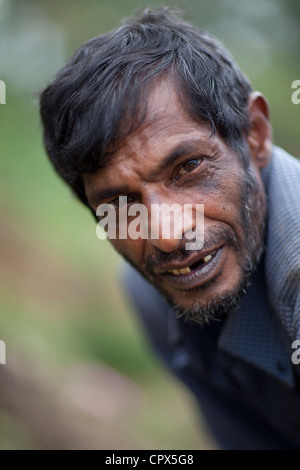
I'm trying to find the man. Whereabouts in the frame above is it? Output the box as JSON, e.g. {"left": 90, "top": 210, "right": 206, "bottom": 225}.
{"left": 40, "top": 9, "right": 300, "bottom": 449}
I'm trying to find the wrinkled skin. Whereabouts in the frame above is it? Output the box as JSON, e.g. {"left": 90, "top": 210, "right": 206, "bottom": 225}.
{"left": 84, "top": 80, "right": 272, "bottom": 324}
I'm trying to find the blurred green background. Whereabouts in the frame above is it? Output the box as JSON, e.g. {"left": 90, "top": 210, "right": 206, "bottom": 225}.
{"left": 0, "top": 0, "right": 299, "bottom": 450}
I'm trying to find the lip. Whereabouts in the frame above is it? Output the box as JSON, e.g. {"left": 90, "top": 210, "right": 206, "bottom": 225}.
{"left": 160, "top": 246, "right": 224, "bottom": 290}
{"left": 156, "top": 246, "right": 222, "bottom": 274}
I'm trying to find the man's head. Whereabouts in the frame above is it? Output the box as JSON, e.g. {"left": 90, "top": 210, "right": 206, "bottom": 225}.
{"left": 40, "top": 8, "right": 272, "bottom": 324}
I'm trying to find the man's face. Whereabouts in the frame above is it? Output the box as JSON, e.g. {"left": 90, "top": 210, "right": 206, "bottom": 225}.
{"left": 84, "top": 80, "right": 267, "bottom": 324}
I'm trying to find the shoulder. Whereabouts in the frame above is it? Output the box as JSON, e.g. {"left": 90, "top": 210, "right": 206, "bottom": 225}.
{"left": 263, "top": 146, "right": 300, "bottom": 341}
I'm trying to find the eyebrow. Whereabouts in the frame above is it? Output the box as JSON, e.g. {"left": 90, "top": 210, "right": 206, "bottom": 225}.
{"left": 148, "top": 140, "right": 206, "bottom": 179}
{"left": 88, "top": 138, "right": 215, "bottom": 206}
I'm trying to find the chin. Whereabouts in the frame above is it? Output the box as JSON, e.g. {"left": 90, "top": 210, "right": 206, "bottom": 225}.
{"left": 160, "top": 259, "right": 252, "bottom": 325}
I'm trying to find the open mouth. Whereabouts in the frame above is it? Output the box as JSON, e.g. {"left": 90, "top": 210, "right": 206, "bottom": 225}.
{"left": 166, "top": 250, "right": 217, "bottom": 276}
{"left": 161, "top": 246, "right": 224, "bottom": 290}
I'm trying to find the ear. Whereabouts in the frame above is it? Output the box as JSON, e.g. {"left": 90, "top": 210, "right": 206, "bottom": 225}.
{"left": 247, "top": 92, "right": 273, "bottom": 169}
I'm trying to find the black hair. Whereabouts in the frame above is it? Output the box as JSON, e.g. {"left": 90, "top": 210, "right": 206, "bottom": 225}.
{"left": 40, "top": 7, "right": 253, "bottom": 208}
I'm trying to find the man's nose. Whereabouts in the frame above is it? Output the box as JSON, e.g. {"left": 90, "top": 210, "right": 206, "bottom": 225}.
{"left": 147, "top": 230, "right": 183, "bottom": 253}
{"left": 146, "top": 200, "right": 194, "bottom": 253}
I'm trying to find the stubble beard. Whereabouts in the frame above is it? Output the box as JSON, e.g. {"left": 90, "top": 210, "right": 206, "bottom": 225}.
{"left": 133, "top": 163, "right": 267, "bottom": 326}
{"left": 170, "top": 165, "right": 267, "bottom": 325}
{"left": 121, "top": 160, "right": 267, "bottom": 327}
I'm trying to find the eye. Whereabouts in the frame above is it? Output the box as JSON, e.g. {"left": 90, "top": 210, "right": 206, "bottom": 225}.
{"left": 177, "top": 158, "right": 202, "bottom": 177}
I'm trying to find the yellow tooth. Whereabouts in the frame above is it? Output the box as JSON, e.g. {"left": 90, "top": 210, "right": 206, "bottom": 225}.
{"left": 167, "top": 269, "right": 180, "bottom": 275}
{"left": 203, "top": 254, "right": 212, "bottom": 263}
{"left": 178, "top": 267, "right": 191, "bottom": 274}
{"left": 167, "top": 267, "right": 191, "bottom": 275}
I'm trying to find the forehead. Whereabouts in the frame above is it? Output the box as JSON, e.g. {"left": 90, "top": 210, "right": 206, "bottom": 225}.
{"left": 83, "top": 79, "right": 226, "bottom": 199}
{"left": 113, "top": 80, "right": 213, "bottom": 162}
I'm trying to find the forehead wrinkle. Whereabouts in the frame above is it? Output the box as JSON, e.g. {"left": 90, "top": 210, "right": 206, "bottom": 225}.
{"left": 114, "top": 80, "right": 190, "bottom": 151}
{"left": 116, "top": 118, "right": 212, "bottom": 165}
{"left": 102, "top": 79, "right": 222, "bottom": 180}
{"left": 121, "top": 114, "right": 177, "bottom": 155}
{"left": 109, "top": 78, "right": 214, "bottom": 165}
{"left": 112, "top": 123, "right": 218, "bottom": 168}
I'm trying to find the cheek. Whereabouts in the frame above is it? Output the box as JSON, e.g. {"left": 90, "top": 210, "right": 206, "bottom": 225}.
{"left": 110, "top": 238, "right": 145, "bottom": 266}
{"left": 192, "top": 175, "right": 244, "bottom": 229}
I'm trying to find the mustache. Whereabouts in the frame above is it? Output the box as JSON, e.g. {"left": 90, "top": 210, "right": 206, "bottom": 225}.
{"left": 144, "top": 226, "right": 239, "bottom": 274}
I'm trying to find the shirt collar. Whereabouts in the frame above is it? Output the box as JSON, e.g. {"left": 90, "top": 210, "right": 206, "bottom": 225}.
{"left": 262, "top": 146, "right": 300, "bottom": 342}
